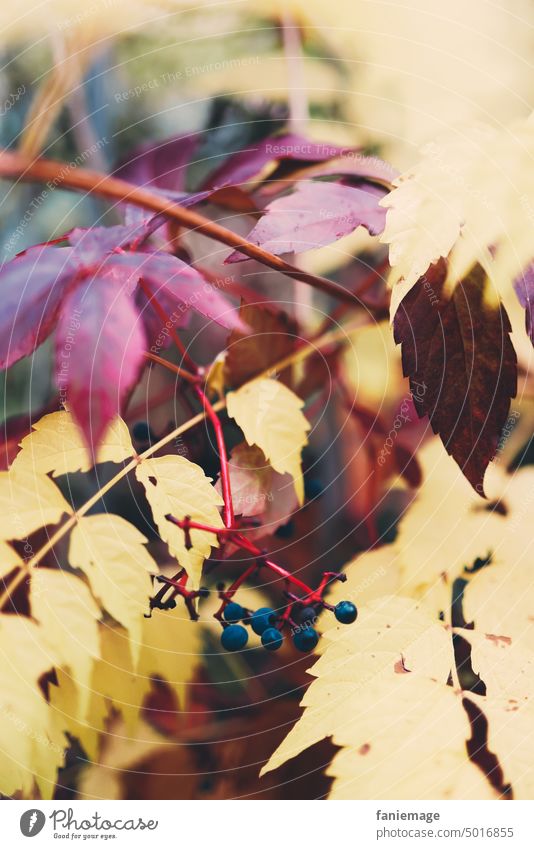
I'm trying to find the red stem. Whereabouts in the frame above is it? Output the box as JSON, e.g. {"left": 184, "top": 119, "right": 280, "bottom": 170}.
{"left": 140, "top": 281, "right": 235, "bottom": 528}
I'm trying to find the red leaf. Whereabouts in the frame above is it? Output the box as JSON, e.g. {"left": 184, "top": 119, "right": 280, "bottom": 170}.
{"left": 55, "top": 270, "right": 147, "bottom": 452}
{"left": 0, "top": 247, "right": 75, "bottom": 369}
{"left": 393, "top": 262, "right": 517, "bottom": 494}
{"left": 202, "top": 133, "right": 348, "bottom": 189}
{"left": 225, "top": 182, "right": 386, "bottom": 262}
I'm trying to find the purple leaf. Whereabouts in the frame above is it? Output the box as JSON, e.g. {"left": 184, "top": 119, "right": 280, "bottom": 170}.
{"left": 202, "top": 133, "right": 349, "bottom": 190}
{"left": 104, "top": 252, "right": 244, "bottom": 331}
{"left": 115, "top": 132, "right": 199, "bottom": 192}
{"left": 514, "top": 263, "right": 534, "bottom": 343}
{"left": 135, "top": 285, "right": 190, "bottom": 353}
{"left": 226, "top": 182, "right": 386, "bottom": 262}
{"left": 68, "top": 222, "right": 159, "bottom": 261}
{"left": 55, "top": 270, "right": 147, "bottom": 452}
{"left": 0, "top": 246, "right": 76, "bottom": 369}
{"left": 69, "top": 226, "right": 244, "bottom": 331}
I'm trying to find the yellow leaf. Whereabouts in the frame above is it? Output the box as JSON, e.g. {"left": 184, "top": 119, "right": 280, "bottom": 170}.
{"left": 139, "top": 604, "right": 201, "bottom": 710}
{"left": 392, "top": 439, "right": 505, "bottom": 617}
{"left": 0, "top": 615, "right": 66, "bottom": 797}
{"left": 49, "top": 668, "right": 104, "bottom": 763}
{"left": 326, "top": 678, "right": 495, "bottom": 800}
{"left": 262, "top": 595, "right": 453, "bottom": 777}
{"left": 461, "top": 467, "right": 534, "bottom": 650}
{"left": 0, "top": 467, "right": 72, "bottom": 540}
{"left": 136, "top": 455, "right": 223, "bottom": 589}
{"left": 69, "top": 515, "right": 155, "bottom": 659}
{"left": 0, "top": 540, "right": 22, "bottom": 580}
{"left": 13, "top": 410, "right": 134, "bottom": 477}
{"left": 226, "top": 378, "right": 310, "bottom": 504}
{"left": 31, "top": 569, "right": 101, "bottom": 717}
{"left": 381, "top": 119, "right": 534, "bottom": 315}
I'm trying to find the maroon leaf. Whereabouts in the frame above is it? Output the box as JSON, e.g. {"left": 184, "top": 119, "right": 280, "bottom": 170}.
{"left": 393, "top": 261, "right": 517, "bottom": 494}
{"left": 514, "top": 263, "right": 534, "bottom": 343}
{"left": 226, "top": 182, "right": 386, "bottom": 262}
{"left": 0, "top": 247, "right": 75, "bottom": 369}
{"left": 55, "top": 270, "right": 147, "bottom": 452}
{"left": 202, "top": 133, "right": 348, "bottom": 190}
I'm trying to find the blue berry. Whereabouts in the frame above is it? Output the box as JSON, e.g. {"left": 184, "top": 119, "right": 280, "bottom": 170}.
{"left": 293, "top": 627, "right": 319, "bottom": 653}
{"left": 305, "top": 477, "right": 324, "bottom": 500}
{"left": 298, "top": 606, "right": 317, "bottom": 626}
{"left": 334, "top": 600, "right": 358, "bottom": 624}
{"left": 221, "top": 624, "right": 248, "bottom": 652}
{"left": 261, "top": 627, "right": 283, "bottom": 651}
{"left": 132, "top": 421, "right": 155, "bottom": 443}
{"left": 223, "top": 601, "right": 245, "bottom": 623}
{"left": 251, "top": 607, "right": 276, "bottom": 635}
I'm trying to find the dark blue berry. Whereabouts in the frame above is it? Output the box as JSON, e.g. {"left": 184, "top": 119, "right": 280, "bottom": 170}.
{"left": 221, "top": 624, "right": 248, "bottom": 652}
{"left": 251, "top": 607, "right": 276, "bottom": 635}
{"left": 132, "top": 421, "right": 155, "bottom": 443}
{"left": 305, "top": 477, "right": 324, "bottom": 500}
{"left": 298, "top": 606, "right": 317, "bottom": 626}
{"left": 293, "top": 627, "right": 319, "bottom": 652}
{"left": 223, "top": 601, "right": 245, "bottom": 623}
{"left": 261, "top": 627, "right": 283, "bottom": 651}
{"left": 276, "top": 520, "right": 294, "bottom": 539}
{"left": 334, "top": 600, "right": 358, "bottom": 624}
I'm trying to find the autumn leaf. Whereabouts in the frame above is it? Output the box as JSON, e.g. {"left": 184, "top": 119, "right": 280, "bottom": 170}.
{"left": 31, "top": 569, "right": 101, "bottom": 717}
{"left": 0, "top": 540, "right": 22, "bottom": 581}
{"left": 224, "top": 303, "right": 297, "bottom": 389}
{"left": 216, "top": 442, "right": 298, "bottom": 537}
{"left": 226, "top": 378, "right": 310, "bottom": 505}
{"left": 0, "top": 224, "right": 243, "bottom": 456}
{"left": 260, "top": 596, "right": 494, "bottom": 798}
{"left": 0, "top": 615, "right": 65, "bottom": 797}
{"left": 381, "top": 119, "right": 534, "bottom": 311}
{"left": 69, "top": 515, "right": 156, "bottom": 658}
{"left": 393, "top": 262, "right": 517, "bottom": 493}
{"left": 202, "top": 133, "right": 348, "bottom": 190}
{"left": 13, "top": 410, "right": 134, "bottom": 477}
{"left": 0, "top": 466, "right": 72, "bottom": 539}
{"left": 226, "top": 182, "right": 386, "bottom": 262}
{"left": 136, "top": 455, "right": 223, "bottom": 589}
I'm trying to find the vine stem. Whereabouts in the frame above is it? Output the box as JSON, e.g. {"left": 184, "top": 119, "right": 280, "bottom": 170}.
{"left": 0, "top": 317, "right": 361, "bottom": 611}
{"left": 139, "top": 279, "right": 234, "bottom": 528}
{"left": 0, "top": 151, "right": 361, "bottom": 306}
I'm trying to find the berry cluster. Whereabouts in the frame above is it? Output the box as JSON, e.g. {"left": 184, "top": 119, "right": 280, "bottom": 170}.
{"left": 219, "top": 598, "right": 357, "bottom": 653}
